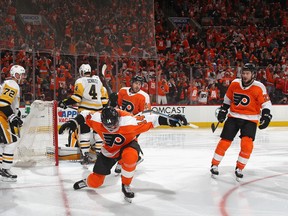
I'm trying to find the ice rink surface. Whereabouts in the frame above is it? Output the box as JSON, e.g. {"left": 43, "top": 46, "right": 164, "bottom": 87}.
{"left": 0, "top": 127, "right": 287, "bottom": 216}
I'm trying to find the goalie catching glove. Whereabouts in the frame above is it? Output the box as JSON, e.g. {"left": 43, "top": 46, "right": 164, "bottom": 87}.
{"left": 158, "top": 114, "right": 188, "bottom": 127}
{"left": 59, "top": 114, "right": 85, "bottom": 134}
{"left": 258, "top": 109, "right": 272, "bottom": 130}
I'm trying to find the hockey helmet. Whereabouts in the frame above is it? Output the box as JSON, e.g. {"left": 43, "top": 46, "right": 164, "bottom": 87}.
{"left": 10, "top": 65, "right": 25, "bottom": 81}
{"left": 130, "top": 75, "right": 144, "bottom": 85}
{"left": 79, "top": 64, "right": 91, "bottom": 77}
{"left": 101, "top": 106, "right": 120, "bottom": 132}
{"left": 241, "top": 63, "right": 257, "bottom": 87}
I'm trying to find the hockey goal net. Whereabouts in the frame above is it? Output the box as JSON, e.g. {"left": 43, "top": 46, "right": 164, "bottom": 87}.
{"left": 14, "top": 100, "right": 59, "bottom": 167}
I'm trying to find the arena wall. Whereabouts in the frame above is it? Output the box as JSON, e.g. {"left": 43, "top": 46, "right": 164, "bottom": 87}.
{"left": 19, "top": 105, "right": 288, "bottom": 128}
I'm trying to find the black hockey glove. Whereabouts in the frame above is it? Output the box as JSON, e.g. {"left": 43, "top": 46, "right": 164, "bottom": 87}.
{"left": 258, "top": 109, "right": 272, "bottom": 130}
{"left": 109, "top": 92, "right": 118, "bottom": 107}
{"left": 58, "top": 100, "right": 67, "bottom": 109}
{"left": 217, "top": 104, "right": 230, "bottom": 123}
{"left": 59, "top": 119, "right": 78, "bottom": 134}
{"left": 59, "top": 114, "right": 85, "bottom": 134}
{"left": 159, "top": 114, "right": 188, "bottom": 127}
{"left": 8, "top": 114, "right": 23, "bottom": 127}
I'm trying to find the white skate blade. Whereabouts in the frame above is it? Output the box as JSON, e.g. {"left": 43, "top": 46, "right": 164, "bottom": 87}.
{"left": 211, "top": 174, "right": 218, "bottom": 179}
{"left": 2, "top": 177, "right": 17, "bottom": 182}
{"left": 236, "top": 177, "right": 242, "bottom": 182}
{"left": 124, "top": 196, "right": 132, "bottom": 203}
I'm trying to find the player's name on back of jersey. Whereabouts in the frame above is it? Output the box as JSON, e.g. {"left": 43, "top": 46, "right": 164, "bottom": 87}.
{"left": 87, "top": 79, "right": 98, "bottom": 83}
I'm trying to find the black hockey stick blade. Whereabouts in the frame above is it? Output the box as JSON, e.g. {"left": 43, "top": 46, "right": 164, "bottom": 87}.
{"left": 211, "top": 122, "right": 220, "bottom": 133}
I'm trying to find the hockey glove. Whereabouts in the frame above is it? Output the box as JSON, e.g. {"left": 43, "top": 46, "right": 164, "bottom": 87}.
{"left": 159, "top": 114, "right": 188, "bottom": 127}
{"left": 59, "top": 119, "right": 78, "bottom": 134}
{"left": 58, "top": 100, "right": 67, "bottom": 109}
{"left": 109, "top": 92, "right": 118, "bottom": 107}
{"left": 217, "top": 104, "right": 230, "bottom": 123}
{"left": 258, "top": 109, "right": 272, "bottom": 130}
{"left": 8, "top": 114, "right": 23, "bottom": 127}
{"left": 59, "top": 114, "right": 85, "bottom": 134}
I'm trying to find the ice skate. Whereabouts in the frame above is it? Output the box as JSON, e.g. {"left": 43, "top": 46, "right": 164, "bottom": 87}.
{"left": 73, "top": 179, "right": 87, "bottom": 190}
{"left": 1, "top": 169, "right": 17, "bottom": 182}
{"left": 137, "top": 155, "right": 144, "bottom": 165}
{"left": 122, "top": 184, "right": 134, "bottom": 203}
{"left": 235, "top": 167, "right": 243, "bottom": 181}
{"left": 210, "top": 165, "right": 219, "bottom": 179}
{"left": 114, "top": 163, "right": 121, "bottom": 176}
{"left": 80, "top": 152, "right": 90, "bottom": 168}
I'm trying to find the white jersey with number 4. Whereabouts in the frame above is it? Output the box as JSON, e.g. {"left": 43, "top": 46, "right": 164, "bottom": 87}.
{"left": 71, "top": 75, "right": 107, "bottom": 112}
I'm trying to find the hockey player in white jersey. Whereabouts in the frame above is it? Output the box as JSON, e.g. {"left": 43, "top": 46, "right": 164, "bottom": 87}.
{"left": 58, "top": 64, "right": 108, "bottom": 165}
{"left": 0, "top": 65, "right": 25, "bottom": 181}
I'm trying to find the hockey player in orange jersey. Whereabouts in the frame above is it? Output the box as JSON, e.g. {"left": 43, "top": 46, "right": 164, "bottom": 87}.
{"left": 59, "top": 106, "right": 188, "bottom": 202}
{"left": 109, "top": 75, "right": 151, "bottom": 175}
{"left": 116, "top": 75, "right": 151, "bottom": 114}
{"left": 210, "top": 63, "right": 272, "bottom": 180}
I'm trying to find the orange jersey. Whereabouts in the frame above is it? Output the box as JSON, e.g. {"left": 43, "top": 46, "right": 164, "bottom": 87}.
{"left": 84, "top": 109, "right": 159, "bottom": 158}
{"left": 224, "top": 79, "right": 272, "bottom": 123}
{"left": 117, "top": 87, "right": 151, "bottom": 115}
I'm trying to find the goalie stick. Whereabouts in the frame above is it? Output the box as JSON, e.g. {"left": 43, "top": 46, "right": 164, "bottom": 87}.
{"left": 139, "top": 110, "right": 199, "bottom": 128}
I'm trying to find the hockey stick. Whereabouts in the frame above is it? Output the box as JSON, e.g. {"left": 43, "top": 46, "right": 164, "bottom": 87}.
{"left": 7, "top": 128, "right": 20, "bottom": 140}
{"left": 67, "top": 105, "right": 77, "bottom": 110}
{"left": 99, "top": 64, "right": 113, "bottom": 96}
{"left": 140, "top": 110, "right": 199, "bottom": 128}
{"left": 17, "top": 125, "right": 21, "bottom": 138}
{"left": 211, "top": 122, "right": 220, "bottom": 133}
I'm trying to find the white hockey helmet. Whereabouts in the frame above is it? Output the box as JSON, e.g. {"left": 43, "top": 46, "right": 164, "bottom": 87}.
{"left": 10, "top": 65, "right": 25, "bottom": 80}
{"left": 79, "top": 64, "right": 91, "bottom": 77}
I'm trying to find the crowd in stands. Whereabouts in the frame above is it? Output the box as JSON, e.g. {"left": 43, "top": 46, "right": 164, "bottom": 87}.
{"left": 0, "top": 0, "right": 287, "bottom": 106}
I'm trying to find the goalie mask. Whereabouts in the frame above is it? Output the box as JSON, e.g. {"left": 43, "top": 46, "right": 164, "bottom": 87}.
{"left": 101, "top": 106, "right": 120, "bottom": 132}
{"left": 79, "top": 64, "right": 91, "bottom": 77}
{"left": 241, "top": 63, "right": 256, "bottom": 87}
{"left": 10, "top": 65, "right": 25, "bottom": 81}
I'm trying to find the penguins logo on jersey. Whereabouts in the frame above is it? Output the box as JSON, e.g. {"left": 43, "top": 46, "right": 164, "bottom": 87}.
{"left": 122, "top": 100, "right": 134, "bottom": 113}
{"left": 233, "top": 93, "right": 250, "bottom": 106}
{"left": 103, "top": 133, "right": 125, "bottom": 147}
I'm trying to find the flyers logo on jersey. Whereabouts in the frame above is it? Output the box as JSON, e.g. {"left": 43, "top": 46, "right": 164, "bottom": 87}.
{"left": 233, "top": 93, "right": 250, "bottom": 106}
{"left": 103, "top": 133, "right": 125, "bottom": 147}
{"left": 122, "top": 100, "right": 134, "bottom": 113}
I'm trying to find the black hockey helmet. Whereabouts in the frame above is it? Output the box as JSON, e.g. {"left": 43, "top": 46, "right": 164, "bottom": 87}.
{"left": 241, "top": 63, "right": 257, "bottom": 87}
{"left": 101, "top": 106, "right": 120, "bottom": 132}
{"left": 130, "top": 75, "right": 144, "bottom": 85}
{"left": 242, "top": 63, "right": 256, "bottom": 74}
